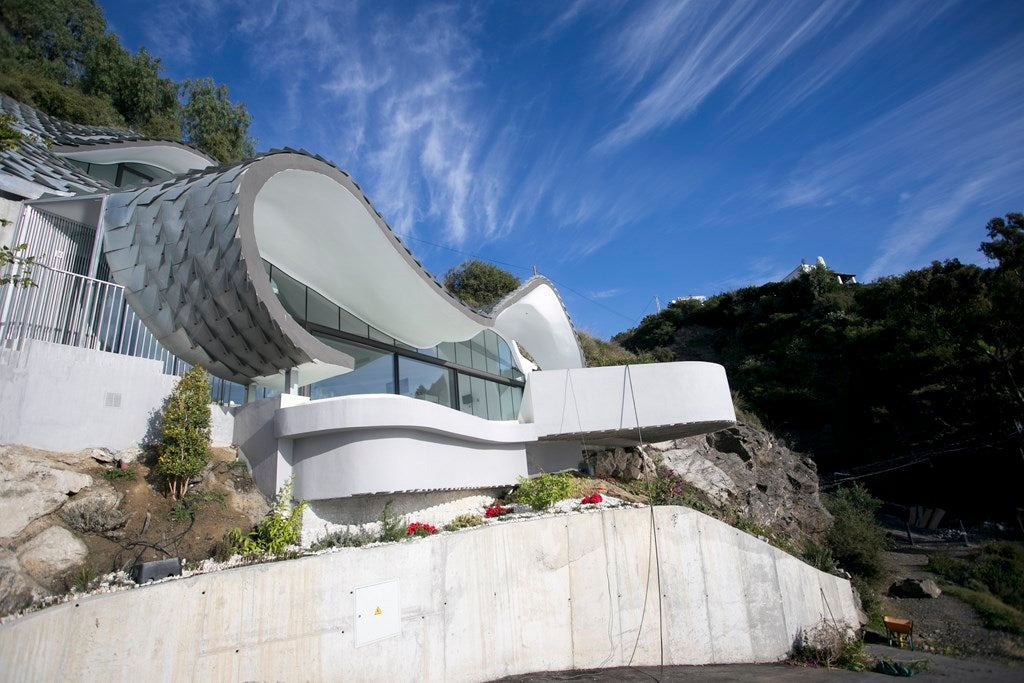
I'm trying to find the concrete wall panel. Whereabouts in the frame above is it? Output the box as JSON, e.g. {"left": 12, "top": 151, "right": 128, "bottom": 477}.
{"left": 653, "top": 508, "right": 714, "bottom": 665}
{"left": 567, "top": 512, "right": 621, "bottom": 669}
{"left": 695, "top": 514, "right": 755, "bottom": 663}
{"left": 736, "top": 533, "right": 790, "bottom": 661}
{"left": 607, "top": 507, "right": 663, "bottom": 667}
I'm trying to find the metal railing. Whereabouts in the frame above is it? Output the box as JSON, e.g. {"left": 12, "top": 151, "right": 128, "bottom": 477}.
{"left": 1, "top": 205, "right": 266, "bottom": 404}
{"left": 0, "top": 261, "right": 251, "bottom": 403}
{"left": 0, "top": 262, "right": 176, "bottom": 366}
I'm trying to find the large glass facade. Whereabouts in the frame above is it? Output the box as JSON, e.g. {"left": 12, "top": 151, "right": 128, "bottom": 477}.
{"left": 264, "top": 261, "right": 525, "bottom": 420}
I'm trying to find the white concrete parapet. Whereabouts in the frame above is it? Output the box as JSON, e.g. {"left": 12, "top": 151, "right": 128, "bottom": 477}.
{"left": 522, "top": 361, "right": 736, "bottom": 443}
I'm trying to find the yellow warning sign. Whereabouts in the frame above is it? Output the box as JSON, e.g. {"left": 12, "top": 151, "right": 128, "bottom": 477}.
{"left": 374, "top": 607, "right": 382, "bottom": 616}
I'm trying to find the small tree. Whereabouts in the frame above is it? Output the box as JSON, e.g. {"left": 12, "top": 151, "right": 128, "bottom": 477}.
{"left": 155, "top": 366, "right": 211, "bottom": 499}
{"left": 443, "top": 260, "right": 520, "bottom": 310}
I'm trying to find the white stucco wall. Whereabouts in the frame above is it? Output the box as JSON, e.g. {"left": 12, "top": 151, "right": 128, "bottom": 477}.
{"left": 0, "top": 341, "right": 179, "bottom": 451}
{"left": 0, "top": 506, "right": 859, "bottom": 682}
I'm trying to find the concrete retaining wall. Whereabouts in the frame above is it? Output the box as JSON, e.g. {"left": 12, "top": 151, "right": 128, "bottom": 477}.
{"left": 0, "top": 506, "right": 858, "bottom": 682}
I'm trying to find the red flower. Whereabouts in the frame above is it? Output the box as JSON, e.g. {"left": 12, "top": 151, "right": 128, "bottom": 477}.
{"left": 485, "top": 505, "right": 512, "bottom": 518}
{"left": 407, "top": 522, "right": 438, "bottom": 536}
{"left": 581, "top": 494, "right": 603, "bottom": 505}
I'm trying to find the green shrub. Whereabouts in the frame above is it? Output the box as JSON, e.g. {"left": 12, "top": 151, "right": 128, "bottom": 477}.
{"left": 155, "top": 367, "right": 211, "bottom": 499}
{"left": 65, "top": 565, "right": 98, "bottom": 594}
{"left": 790, "top": 620, "right": 869, "bottom": 671}
{"left": 823, "top": 483, "right": 887, "bottom": 584}
{"left": 802, "top": 540, "right": 838, "bottom": 574}
{"left": 942, "top": 584, "right": 1024, "bottom": 635}
{"left": 378, "top": 501, "right": 406, "bottom": 543}
{"left": 222, "top": 476, "right": 306, "bottom": 557}
{"left": 61, "top": 499, "right": 129, "bottom": 534}
{"left": 630, "top": 466, "right": 710, "bottom": 512}
{"left": 186, "top": 490, "right": 226, "bottom": 507}
{"left": 970, "top": 543, "right": 1024, "bottom": 610}
{"left": 102, "top": 465, "right": 137, "bottom": 481}
{"left": 310, "top": 528, "right": 374, "bottom": 550}
{"left": 514, "top": 472, "right": 578, "bottom": 510}
{"left": 443, "top": 514, "right": 484, "bottom": 531}
{"left": 168, "top": 502, "right": 194, "bottom": 524}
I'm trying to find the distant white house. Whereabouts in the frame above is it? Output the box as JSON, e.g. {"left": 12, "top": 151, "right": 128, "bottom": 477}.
{"left": 782, "top": 256, "right": 857, "bottom": 284}
{"left": 0, "top": 95, "right": 736, "bottom": 505}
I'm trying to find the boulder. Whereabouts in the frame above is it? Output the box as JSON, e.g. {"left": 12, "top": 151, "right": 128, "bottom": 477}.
{"left": 0, "top": 446, "right": 92, "bottom": 539}
{"left": 16, "top": 526, "right": 89, "bottom": 584}
{"left": 889, "top": 578, "right": 942, "bottom": 599}
{"left": 586, "top": 447, "right": 656, "bottom": 480}
{"left": 113, "top": 447, "right": 143, "bottom": 466}
{"left": 0, "top": 549, "right": 44, "bottom": 615}
{"left": 650, "top": 422, "right": 833, "bottom": 545}
{"left": 62, "top": 482, "right": 123, "bottom": 518}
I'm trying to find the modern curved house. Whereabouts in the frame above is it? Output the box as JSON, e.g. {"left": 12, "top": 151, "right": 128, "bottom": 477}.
{"left": 0, "top": 95, "right": 736, "bottom": 504}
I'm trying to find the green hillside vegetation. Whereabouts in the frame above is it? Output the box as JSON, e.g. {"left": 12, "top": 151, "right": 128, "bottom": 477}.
{"left": 0, "top": 0, "right": 255, "bottom": 161}
{"left": 614, "top": 214, "right": 1024, "bottom": 516}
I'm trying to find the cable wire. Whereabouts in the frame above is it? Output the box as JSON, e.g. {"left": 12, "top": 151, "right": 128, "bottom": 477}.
{"left": 624, "top": 365, "right": 666, "bottom": 676}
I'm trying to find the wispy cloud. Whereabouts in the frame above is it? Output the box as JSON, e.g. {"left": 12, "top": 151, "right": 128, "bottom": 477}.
{"left": 594, "top": 0, "right": 865, "bottom": 151}
{"left": 767, "top": 42, "right": 1024, "bottom": 279}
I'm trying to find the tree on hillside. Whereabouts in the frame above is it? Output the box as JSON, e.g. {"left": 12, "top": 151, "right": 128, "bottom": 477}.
{"left": 82, "top": 35, "right": 178, "bottom": 138}
{"left": 155, "top": 366, "right": 211, "bottom": 500}
{"left": 179, "top": 78, "right": 256, "bottom": 163}
{"left": 981, "top": 212, "right": 1024, "bottom": 276}
{"left": 978, "top": 213, "right": 1024, "bottom": 413}
{"left": 0, "top": 0, "right": 105, "bottom": 84}
{"left": 443, "top": 260, "right": 520, "bottom": 310}
{"left": 0, "top": 0, "right": 257, "bottom": 159}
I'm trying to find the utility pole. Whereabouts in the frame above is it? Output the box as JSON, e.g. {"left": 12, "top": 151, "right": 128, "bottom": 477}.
{"left": 654, "top": 295, "right": 661, "bottom": 313}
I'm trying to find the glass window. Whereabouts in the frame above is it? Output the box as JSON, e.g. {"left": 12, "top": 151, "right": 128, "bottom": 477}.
{"left": 455, "top": 340, "right": 473, "bottom": 367}
{"left": 338, "top": 306, "right": 369, "bottom": 337}
{"left": 498, "top": 383, "right": 516, "bottom": 420}
{"left": 485, "top": 379, "right": 500, "bottom": 420}
{"left": 399, "top": 357, "right": 453, "bottom": 408}
{"left": 458, "top": 372, "right": 475, "bottom": 415}
{"left": 484, "top": 331, "right": 500, "bottom": 374}
{"left": 436, "top": 342, "right": 455, "bottom": 362}
{"left": 310, "top": 336, "right": 394, "bottom": 399}
{"left": 307, "top": 289, "right": 339, "bottom": 330}
{"left": 497, "top": 335, "right": 513, "bottom": 376}
{"left": 85, "top": 162, "right": 118, "bottom": 185}
{"left": 118, "top": 164, "right": 152, "bottom": 188}
{"left": 368, "top": 325, "right": 394, "bottom": 345}
{"left": 470, "top": 332, "right": 487, "bottom": 371}
{"left": 270, "top": 267, "right": 306, "bottom": 320}
{"left": 511, "top": 386, "right": 522, "bottom": 417}
{"left": 470, "top": 375, "right": 487, "bottom": 418}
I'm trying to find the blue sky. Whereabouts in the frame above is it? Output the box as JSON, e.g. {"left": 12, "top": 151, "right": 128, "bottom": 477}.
{"left": 101, "top": 0, "right": 1024, "bottom": 339}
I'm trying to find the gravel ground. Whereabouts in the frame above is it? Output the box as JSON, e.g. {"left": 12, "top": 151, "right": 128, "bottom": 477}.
{"left": 494, "top": 645, "right": 1022, "bottom": 682}
{"left": 875, "top": 531, "right": 1024, "bottom": 661}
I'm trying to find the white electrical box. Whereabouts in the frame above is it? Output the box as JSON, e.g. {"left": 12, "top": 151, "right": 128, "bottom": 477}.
{"left": 354, "top": 579, "right": 401, "bottom": 647}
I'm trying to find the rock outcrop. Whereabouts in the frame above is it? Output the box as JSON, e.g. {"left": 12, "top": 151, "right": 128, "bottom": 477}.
{"left": 16, "top": 527, "right": 88, "bottom": 584}
{"left": 0, "top": 446, "right": 93, "bottom": 539}
{"left": 650, "top": 422, "right": 833, "bottom": 544}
